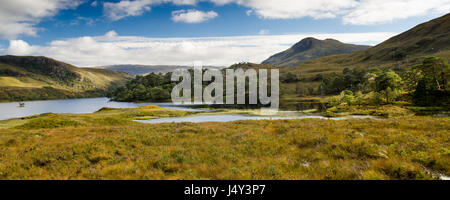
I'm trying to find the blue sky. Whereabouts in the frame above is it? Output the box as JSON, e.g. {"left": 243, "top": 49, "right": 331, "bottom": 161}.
{"left": 0, "top": 0, "right": 449, "bottom": 66}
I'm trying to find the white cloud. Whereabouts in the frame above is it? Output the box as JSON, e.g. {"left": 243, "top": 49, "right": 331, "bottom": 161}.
{"left": 70, "top": 17, "right": 95, "bottom": 26}
{"left": 0, "top": 0, "right": 447, "bottom": 39}
{"left": 104, "top": 0, "right": 153, "bottom": 21}
{"left": 0, "top": 0, "right": 81, "bottom": 39}
{"left": 101, "top": 0, "right": 450, "bottom": 24}
{"left": 172, "top": 9, "right": 218, "bottom": 23}
{"left": 259, "top": 29, "right": 270, "bottom": 35}
{"left": 211, "top": 0, "right": 450, "bottom": 24}
{"left": 103, "top": 0, "right": 357, "bottom": 20}
{"left": 342, "top": 0, "right": 450, "bottom": 25}
{"left": 6, "top": 31, "right": 397, "bottom": 67}
{"left": 103, "top": 0, "right": 198, "bottom": 21}
{"left": 7, "top": 40, "right": 37, "bottom": 55}
{"left": 211, "top": 0, "right": 358, "bottom": 19}
{"left": 91, "top": 1, "right": 98, "bottom": 7}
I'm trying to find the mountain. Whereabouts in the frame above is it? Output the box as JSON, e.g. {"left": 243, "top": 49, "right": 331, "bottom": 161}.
{"left": 98, "top": 65, "right": 224, "bottom": 75}
{"left": 0, "top": 55, "right": 132, "bottom": 101}
{"left": 284, "top": 13, "right": 450, "bottom": 86}
{"left": 262, "top": 38, "right": 371, "bottom": 67}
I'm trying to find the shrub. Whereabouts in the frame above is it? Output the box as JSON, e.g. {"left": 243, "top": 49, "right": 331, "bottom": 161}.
{"left": 18, "top": 117, "right": 82, "bottom": 129}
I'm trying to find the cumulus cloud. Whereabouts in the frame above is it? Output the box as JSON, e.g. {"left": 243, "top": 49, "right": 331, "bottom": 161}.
{"left": 7, "top": 40, "right": 37, "bottom": 55}
{"left": 172, "top": 9, "right": 218, "bottom": 23}
{"left": 342, "top": 0, "right": 450, "bottom": 25}
{"left": 103, "top": 0, "right": 198, "bottom": 20}
{"left": 104, "top": 0, "right": 153, "bottom": 21}
{"left": 0, "top": 0, "right": 81, "bottom": 39}
{"left": 211, "top": 0, "right": 357, "bottom": 19}
{"left": 212, "top": 0, "right": 450, "bottom": 24}
{"left": 0, "top": 0, "right": 448, "bottom": 38}
{"left": 70, "top": 17, "right": 95, "bottom": 26}
{"left": 259, "top": 29, "right": 270, "bottom": 35}
{"left": 5, "top": 31, "right": 397, "bottom": 67}
{"left": 102, "top": 0, "right": 450, "bottom": 24}
{"left": 103, "top": 0, "right": 356, "bottom": 20}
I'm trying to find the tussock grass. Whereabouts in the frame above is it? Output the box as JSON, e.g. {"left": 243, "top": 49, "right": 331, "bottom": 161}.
{"left": 4, "top": 106, "right": 194, "bottom": 130}
{"left": 325, "top": 105, "right": 414, "bottom": 118}
{"left": 0, "top": 112, "right": 448, "bottom": 180}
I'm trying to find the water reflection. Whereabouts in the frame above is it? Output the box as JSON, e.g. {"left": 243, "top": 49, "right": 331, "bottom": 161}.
{"left": 0, "top": 98, "right": 200, "bottom": 121}
{"left": 136, "top": 114, "right": 376, "bottom": 124}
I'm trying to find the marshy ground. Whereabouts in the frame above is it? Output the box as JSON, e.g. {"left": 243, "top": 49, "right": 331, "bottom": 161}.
{"left": 0, "top": 106, "right": 448, "bottom": 180}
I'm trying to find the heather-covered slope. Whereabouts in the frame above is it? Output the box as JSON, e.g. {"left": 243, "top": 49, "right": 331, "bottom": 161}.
{"left": 0, "top": 55, "right": 132, "bottom": 101}
{"left": 262, "top": 38, "right": 370, "bottom": 67}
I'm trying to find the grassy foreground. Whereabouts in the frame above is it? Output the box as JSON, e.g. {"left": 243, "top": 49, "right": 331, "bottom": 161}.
{"left": 0, "top": 106, "right": 448, "bottom": 180}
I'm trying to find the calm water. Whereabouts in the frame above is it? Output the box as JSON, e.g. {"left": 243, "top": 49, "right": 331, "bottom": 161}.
{"left": 0, "top": 97, "right": 376, "bottom": 123}
{"left": 136, "top": 114, "right": 376, "bottom": 124}
{"left": 0, "top": 97, "right": 200, "bottom": 121}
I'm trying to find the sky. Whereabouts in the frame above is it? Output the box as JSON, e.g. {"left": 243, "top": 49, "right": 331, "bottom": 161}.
{"left": 0, "top": 0, "right": 449, "bottom": 67}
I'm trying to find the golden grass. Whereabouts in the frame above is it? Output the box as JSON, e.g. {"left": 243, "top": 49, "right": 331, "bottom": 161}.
{"left": 324, "top": 105, "right": 416, "bottom": 118}
{"left": 0, "top": 77, "right": 48, "bottom": 88}
{"left": 0, "top": 107, "right": 448, "bottom": 180}
{"left": 0, "top": 106, "right": 193, "bottom": 131}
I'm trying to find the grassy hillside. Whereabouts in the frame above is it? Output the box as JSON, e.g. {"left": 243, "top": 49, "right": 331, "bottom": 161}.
{"left": 262, "top": 38, "right": 370, "bottom": 67}
{"left": 279, "top": 13, "right": 450, "bottom": 97}
{"left": 288, "top": 13, "right": 450, "bottom": 75}
{"left": 0, "top": 56, "right": 132, "bottom": 101}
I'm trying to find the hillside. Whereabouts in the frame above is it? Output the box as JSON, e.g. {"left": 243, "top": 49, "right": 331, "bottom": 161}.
{"left": 262, "top": 38, "right": 370, "bottom": 67}
{"left": 353, "top": 13, "right": 450, "bottom": 63}
{"left": 0, "top": 55, "right": 132, "bottom": 101}
{"left": 279, "top": 13, "right": 450, "bottom": 97}
{"left": 99, "top": 65, "right": 223, "bottom": 75}
{"left": 288, "top": 13, "right": 450, "bottom": 75}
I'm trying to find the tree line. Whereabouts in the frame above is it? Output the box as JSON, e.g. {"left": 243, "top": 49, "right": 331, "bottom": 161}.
{"left": 108, "top": 72, "right": 173, "bottom": 102}
{"left": 317, "top": 57, "right": 449, "bottom": 106}
{"left": 109, "top": 57, "right": 449, "bottom": 107}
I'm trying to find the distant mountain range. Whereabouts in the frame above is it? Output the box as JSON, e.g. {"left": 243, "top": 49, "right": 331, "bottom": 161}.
{"left": 0, "top": 55, "right": 131, "bottom": 101}
{"left": 98, "top": 65, "right": 224, "bottom": 75}
{"left": 262, "top": 38, "right": 371, "bottom": 67}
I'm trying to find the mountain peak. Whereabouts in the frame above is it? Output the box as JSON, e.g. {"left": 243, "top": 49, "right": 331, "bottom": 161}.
{"left": 291, "top": 37, "right": 322, "bottom": 50}
{"left": 262, "top": 38, "right": 370, "bottom": 67}
{"left": 287, "top": 13, "right": 450, "bottom": 75}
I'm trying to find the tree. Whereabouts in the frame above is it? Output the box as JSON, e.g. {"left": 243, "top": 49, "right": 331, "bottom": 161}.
{"left": 414, "top": 76, "right": 438, "bottom": 105}
{"left": 295, "top": 83, "right": 308, "bottom": 97}
{"left": 417, "top": 57, "right": 449, "bottom": 90}
{"left": 375, "top": 70, "right": 402, "bottom": 104}
{"left": 281, "top": 72, "right": 299, "bottom": 83}
{"left": 354, "top": 91, "right": 365, "bottom": 106}
{"left": 403, "top": 68, "right": 422, "bottom": 91}
{"left": 341, "top": 90, "right": 355, "bottom": 105}
{"left": 132, "top": 84, "right": 149, "bottom": 101}
{"left": 150, "top": 87, "right": 170, "bottom": 101}
{"left": 320, "top": 68, "right": 369, "bottom": 95}
{"left": 308, "top": 87, "right": 315, "bottom": 95}
{"left": 110, "top": 72, "right": 174, "bottom": 102}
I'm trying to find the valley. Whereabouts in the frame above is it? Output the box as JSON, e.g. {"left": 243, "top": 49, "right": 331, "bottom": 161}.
{"left": 0, "top": 12, "right": 448, "bottom": 181}
{"left": 0, "top": 104, "right": 448, "bottom": 180}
